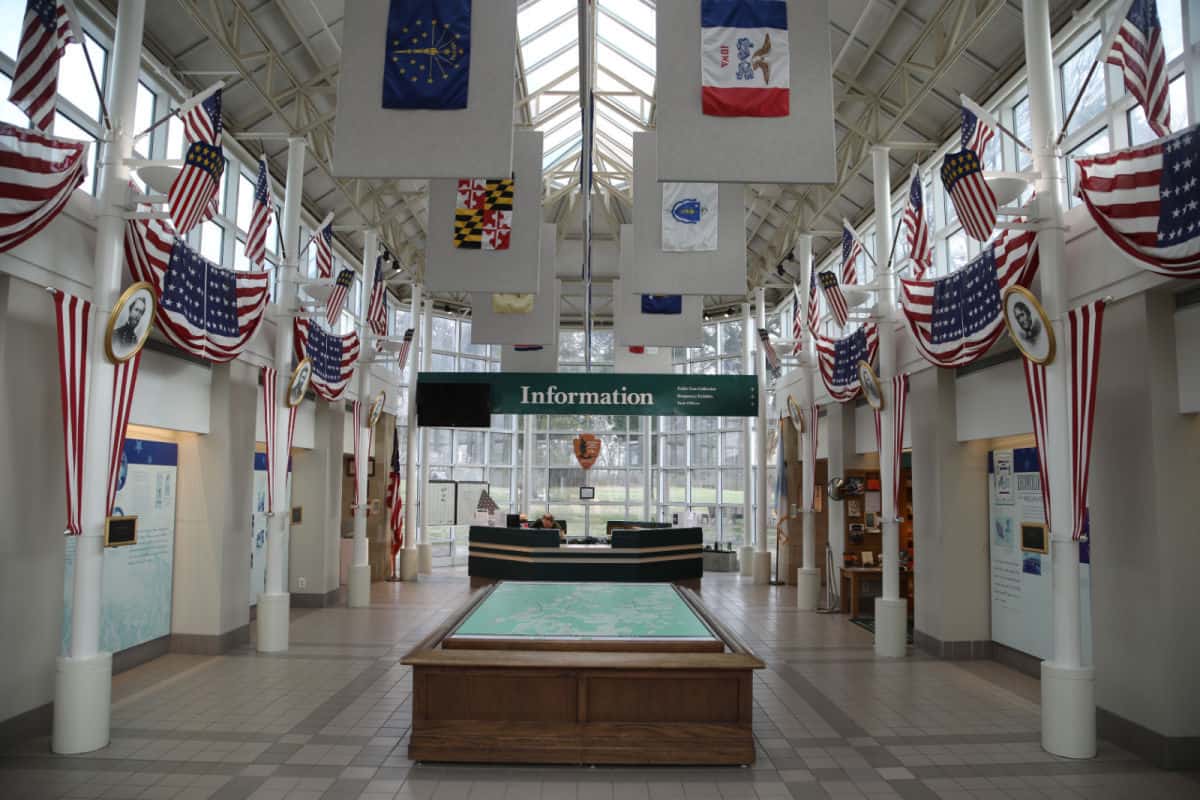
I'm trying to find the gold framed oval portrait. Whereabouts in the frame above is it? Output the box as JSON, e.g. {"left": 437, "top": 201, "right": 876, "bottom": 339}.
{"left": 105, "top": 282, "right": 156, "bottom": 363}
{"left": 1002, "top": 285, "right": 1055, "bottom": 365}
{"left": 368, "top": 390, "right": 387, "bottom": 428}
{"left": 786, "top": 394, "right": 805, "bottom": 433}
{"left": 287, "top": 359, "right": 313, "bottom": 407}
{"left": 857, "top": 360, "right": 883, "bottom": 410}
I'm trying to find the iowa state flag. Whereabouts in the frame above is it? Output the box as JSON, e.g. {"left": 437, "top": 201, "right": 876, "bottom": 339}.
{"left": 701, "top": 0, "right": 789, "bottom": 117}
{"left": 381, "top": 0, "right": 471, "bottom": 110}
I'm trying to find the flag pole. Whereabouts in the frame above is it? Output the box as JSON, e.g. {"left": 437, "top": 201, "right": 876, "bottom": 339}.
{"left": 1056, "top": 3, "right": 1128, "bottom": 145}
{"left": 133, "top": 81, "right": 224, "bottom": 142}
{"left": 61, "top": 1, "right": 111, "bottom": 133}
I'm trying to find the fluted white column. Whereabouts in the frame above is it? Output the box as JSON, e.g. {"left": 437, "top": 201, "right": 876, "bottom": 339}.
{"left": 347, "top": 230, "right": 377, "bottom": 607}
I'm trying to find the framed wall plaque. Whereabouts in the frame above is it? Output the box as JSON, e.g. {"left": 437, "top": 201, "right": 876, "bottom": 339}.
{"left": 104, "top": 515, "right": 137, "bottom": 547}
{"left": 105, "top": 282, "right": 156, "bottom": 363}
{"left": 288, "top": 359, "right": 313, "bottom": 407}
{"left": 367, "top": 390, "right": 386, "bottom": 428}
{"left": 1003, "top": 286, "right": 1055, "bottom": 365}
{"left": 1020, "top": 521, "right": 1048, "bottom": 554}
{"left": 857, "top": 360, "right": 883, "bottom": 410}
{"left": 787, "top": 394, "right": 805, "bottom": 433}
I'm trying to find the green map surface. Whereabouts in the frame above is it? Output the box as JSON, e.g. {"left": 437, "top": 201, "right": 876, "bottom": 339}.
{"left": 454, "top": 582, "right": 716, "bottom": 640}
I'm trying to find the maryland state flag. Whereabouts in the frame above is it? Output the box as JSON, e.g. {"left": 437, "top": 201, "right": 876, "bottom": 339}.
{"left": 454, "top": 177, "right": 513, "bottom": 250}
{"left": 381, "top": 0, "right": 470, "bottom": 110}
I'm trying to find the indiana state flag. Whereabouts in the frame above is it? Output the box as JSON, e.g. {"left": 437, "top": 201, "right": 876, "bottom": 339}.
{"left": 701, "top": 0, "right": 789, "bottom": 117}
{"left": 382, "top": 0, "right": 471, "bottom": 110}
{"left": 662, "top": 182, "right": 718, "bottom": 251}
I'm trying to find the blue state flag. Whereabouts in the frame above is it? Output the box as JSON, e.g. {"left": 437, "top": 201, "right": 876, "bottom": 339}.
{"left": 642, "top": 295, "right": 683, "bottom": 315}
{"left": 382, "top": 0, "right": 471, "bottom": 110}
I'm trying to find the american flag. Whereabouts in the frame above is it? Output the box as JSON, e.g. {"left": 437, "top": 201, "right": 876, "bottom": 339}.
{"left": 899, "top": 228, "right": 1039, "bottom": 368}
{"left": 106, "top": 354, "right": 142, "bottom": 516}
{"left": 0, "top": 122, "right": 86, "bottom": 253}
{"left": 396, "top": 327, "right": 415, "bottom": 371}
{"left": 1074, "top": 122, "right": 1200, "bottom": 278}
{"left": 942, "top": 104, "right": 998, "bottom": 242}
{"left": 293, "top": 318, "right": 360, "bottom": 401}
{"left": 886, "top": 373, "right": 909, "bottom": 513}
{"left": 791, "top": 283, "right": 804, "bottom": 355}
{"left": 1021, "top": 355, "right": 1051, "bottom": 527}
{"left": 168, "top": 141, "right": 225, "bottom": 236}
{"left": 314, "top": 222, "right": 334, "bottom": 279}
{"left": 326, "top": 267, "right": 354, "bottom": 325}
{"left": 124, "top": 216, "right": 270, "bottom": 362}
{"left": 8, "top": 0, "right": 75, "bottom": 132}
{"left": 387, "top": 426, "right": 403, "bottom": 566}
{"left": 807, "top": 403, "right": 820, "bottom": 511}
{"left": 182, "top": 89, "right": 222, "bottom": 146}
{"left": 757, "top": 327, "right": 781, "bottom": 381}
{"left": 958, "top": 99, "right": 996, "bottom": 157}
{"left": 806, "top": 264, "right": 820, "bottom": 334}
{"left": 840, "top": 222, "right": 862, "bottom": 285}
{"left": 818, "top": 270, "right": 849, "bottom": 327}
{"left": 1104, "top": 0, "right": 1171, "bottom": 139}
{"left": 901, "top": 166, "right": 933, "bottom": 279}
{"left": 51, "top": 288, "right": 89, "bottom": 535}
{"left": 261, "top": 367, "right": 278, "bottom": 513}
{"left": 366, "top": 255, "right": 389, "bottom": 337}
{"left": 244, "top": 156, "right": 271, "bottom": 268}
{"left": 352, "top": 400, "right": 363, "bottom": 505}
{"left": 815, "top": 324, "right": 879, "bottom": 403}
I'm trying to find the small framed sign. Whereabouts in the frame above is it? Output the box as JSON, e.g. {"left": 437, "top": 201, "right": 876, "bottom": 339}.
{"left": 291, "top": 506, "right": 303, "bottom": 524}
{"left": 367, "top": 390, "right": 387, "bottom": 428}
{"left": 104, "top": 515, "right": 137, "bottom": 548}
{"left": 857, "top": 360, "right": 883, "bottom": 410}
{"left": 786, "top": 394, "right": 805, "bottom": 433}
{"left": 1003, "top": 286, "right": 1056, "bottom": 365}
{"left": 579, "top": 486, "right": 595, "bottom": 500}
{"left": 288, "top": 359, "right": 313, "bottom": 407}
{"left": 105, "top": 282, "right": 156, "bottom": 363}
{"left": 1020, "top": 521, "right": 1048, "bottom": 554}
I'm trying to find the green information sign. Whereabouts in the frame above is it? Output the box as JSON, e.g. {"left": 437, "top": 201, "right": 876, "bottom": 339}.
{"left": 417, "top": 372, "right": 757, "bottom": 416}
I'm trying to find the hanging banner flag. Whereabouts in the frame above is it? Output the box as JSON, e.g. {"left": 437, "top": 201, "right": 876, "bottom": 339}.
{"left": 1103, "top": 0, "right": 1171, "bottom": 139}
{"left": 326, "top": 267, "right": 355, "bottom": 325}
{"left": 381, "top": 0, "right": 471, "bottom": 110}
{"left": 806, "top": 264, "right": 820, "bottom": 335}
{"left": 700, "top": 0, "right": 789, "bottom": 117}
{"left": 902, "top": 166, "right": 933, "bottom": 279}
{"left": 492, "top": 292, "right": 534, "bottom": 314}
{"left": 818, "top": 271, "right": 849, "bottom": 327}
{"left": 661, "top": 182, "right": 718, "bottom": 251}
{"left": 366, "top": 255, "right": 389, "bottom": 336}
{"left": 293, "top": 318, "right": 360, "bottom": 401}
{"left": 395, "top": 327, "right": 415, "bottom": 371}
{"left": 352, "top": 400, "right": 363, "bottom": 505}
{"left": 758, "top": 327, "right": 781, "bottom": 380}
{"left": 245, "top": 155, "right": 272, "bottom": 268}
{"left": 106, "top": 354, "right": 142, "bottom": 517}
{"left": 168, "top": 141, "right": 225, "bottom": 236}
{"left": 314, "top": 222, "right": 333, "bottom": 279}
{"left": 807, "top": 403, "right": 820, "bottom": 511}
{"left": 182, "top": 89, "right": 223, "bottom": 146}
{"left": 888, "top": 373, "right": 909, "bottom": 513}
{"left": 8, "top": 0, "right": 76, "bottom": 132}
{"left": 387, "top": 427, "right": 403, "bottom": 573}
{"left": 641, "top": 294, "right": 683, "bottom": 315}
{"left": 0, "top": 122, "right": 87, "bottom": 254}
{"left": 455, "top": 177, "right": 513, "bottom": 250}
{"left": 840, "top": 222, "right": 862, "bottom": 285}
{"left": 942, "top": 104, "right": 998, "bottom": 242}
{"left": 815, "top": 324, "right": 879, "bottom": 403}
{"left": 52, "top": 289, "right": 90, "bottom": 535}
{"left": 1074, "top": 122, "right": 1200, "bottom": 279}
{"left": 262, "top": 367, "right": 278, "bottom": 514}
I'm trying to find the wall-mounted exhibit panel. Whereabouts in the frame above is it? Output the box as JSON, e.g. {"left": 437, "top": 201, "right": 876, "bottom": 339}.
{"left": 424, "top": 131, "right": 542, "bottom": 294}
{"left": 332, "top": 0, "right": 518, "bottom": 178}
{"left": 654, "top": 0, "right": 835, "bottom": 183}
{"left": 612, "top": 277, "right": 704, "bottom": 348}
{"left": 470, "top": 224, "right": 559, "bottom": 345}
{"left": 627, "top": 137, "right": 747, "bottom": 297}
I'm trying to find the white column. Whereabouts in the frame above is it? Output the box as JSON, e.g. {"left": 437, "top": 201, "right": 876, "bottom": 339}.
{"left": 400, "top": 285, "right": 423, "bottom": 580}
{"left": 739, "top": 302, "right": 754, "bottom": 577}
{"left": 872, "top": 145, "right": 906, "bottom": 657}
{"left": 347, "top": 231, "right": 377, "bottom": 607}
{"left": 53, "top": 0, "right": 146, "bottom": 756}
{"left": 1023, "top": 0, "right": 1095, "bottom": 759}
{"left": 416, "top": 298, "right": 434, "bottom": 572}
{"left": 258, "top": 137, "right": 306, "bottom": 652}
{"left": 794, "top": 234, "right": 820, "bottom": 610}
{"left": 523, "top": 414, "right": 535, "bottom": 516}
{"left": 641, "top": 416, "right": 652, "bottom": 520}
{"left": 752, "top": 287, "right": 771, "bottom": 584}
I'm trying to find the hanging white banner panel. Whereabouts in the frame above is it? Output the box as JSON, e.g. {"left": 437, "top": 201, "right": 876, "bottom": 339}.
{"left": 424, "top": 130, "right": 542, "bottom": 294}
{"left": 612, "top": 278, "right": 704, "bottom": 348}
{"left": 655, "top": 0, "right": 835, "bottom": 184}
{"left": 470, "top": 225, "right": 560, "bottom": 345}
{"left": 627, "top": 134, "right": 746, "bottom": 296}
{"left": 332, "top": 0, "right": 518, "bottom": 178}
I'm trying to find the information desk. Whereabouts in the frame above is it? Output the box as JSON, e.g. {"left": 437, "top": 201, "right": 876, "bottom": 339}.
{"left": 403, "top": 581, "right": 764, "bottom": 765}
{"left": 468, "top": 526, "right": 703, "bottom": 590}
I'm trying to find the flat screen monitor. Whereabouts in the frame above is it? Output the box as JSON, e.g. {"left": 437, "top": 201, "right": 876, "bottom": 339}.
{"left": 505, "top": 513, "right": 522, "bottom": 528}
{"left": 417, "top": 381, "right": 491, "bottom": 427}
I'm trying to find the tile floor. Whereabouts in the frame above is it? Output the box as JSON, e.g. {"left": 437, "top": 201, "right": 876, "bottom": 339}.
{"left": 1, "top": 571, "right": 1197, "bottom": 800}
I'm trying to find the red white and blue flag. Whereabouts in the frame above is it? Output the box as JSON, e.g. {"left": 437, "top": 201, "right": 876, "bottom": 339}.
{"left": 124, "top": 216, "right": 270, "bottom": 362}
{"left": 899, "top": 228, "right": 1039, "bottom": 369}
{"left": 182, "top": 89, "right": 222, "bottom": 146}
{"left": 701, "top": 0, "right": 789, "bottom": 117}
{"left": 168, "top": 141, "right": 225, "bottom": 236}
{"left": 815, "top": 324, "right": 879, "bottom": 403}
{"left": 902, "top": 166, "right": 933, "bottom": 279}
{"left": 326, "top": 267, "right": 354, "bottom": 325}
{"left": 293, "top": 317, "right": 360, "bottom": 401}
{"left": 806, "top": 264, "right": 820, "bottom": 335}
{"left": 395, "top": 327, "right": 415, "bottom": 372}
{"left": 244, "top": 155, "right": 271, "bottom": 268}
{"left": 840, "top": 221, "right": 862, "bottom": 285}
{"left": 51, "top": 288, "right": 89, "bottom": 535}
{"left": 0, "top": 122, "right": 87, "bottom": 253}
{"left": 314, "top": 222, "right": 334, "bottom": 279}
{"left": 387, "top": 426, "right": 403, "bottom": 568}
{"left": 367, "top": 255, "right": 389, "bottom": 337}
{"left": 1104, "top": 0, "right": 1171, "bottom": 139}
{"left": 818, "top": 270, "right": 849, "bottom": 327}
{"left": 105, "top": 353, "right": 142, "bottom": 517}
{"left": 757, "top": 327, "right": 781, "bottom": 380}
{"left": 8, "top": 0, "right": 76, "bottom": 132}
{"left": 1074, "top": 122, "right": 1200, "bottom": 278}
{"left": 942, "top": 104, "right": 998, "bottom": 242}
{"left": 791, "top": 283, "right": 804, "bottom": 355}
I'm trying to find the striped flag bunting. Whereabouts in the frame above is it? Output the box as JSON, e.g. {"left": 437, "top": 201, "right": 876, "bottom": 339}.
{"left": 1073, "top": 122, "right": 1200, "bottom": 278}
{"left": 0, "top": 122, "right": 87, "bottom": 253}
{"left": 806, "top": 264, "right": 820, "bottom": 335}
{"left": 124, "top": 217, "right": 270, "bottom": 363}
{"left": 396, "top": 327, "right": 415, "bottom": 371}
{"left": 888, "top": 373, "right": 909, "bottom": 514}
{"left": 262, "top": 367, "right": 277, "bottom": 513}
{"left": 105, "top": 353, "right": 142, "bottom": 516}
{"left": 899, "top": 228, "right": 1039, "bottom": 368}
{"left": 1020, "top": 355, "right": 1052, "bottom": 528}
{"left": 52, "top": 288, "right": 89, "bottom": 535}
{"left": 815, "top": 324, "right": 878, "bottom": 403}
{"left": 293, "top": 318, "right": 360, "bottom": 401}
{"left": 352, "top": 400, "right": 363, "bottom": 506}
{"left": 182, "top": 89, "right": 222, "bottom": 146}
{"left": 387, "top": 426, "right": 403, "bottom": 570}
{"left": 840, "top": 222, "right": 862, "bottom": 285}
{"left": 942, "top": 103, "right": 998, "bottom": 242}
{"left": 326, "top": 268, "right": 354, "bottom": 325}
{"left": 818, "top": 270, "right": 849, "bottom": 327}
{"left": 244, "top": 156, "right": 272, "bottom": 268}
{"left": 807, "top": 404, "right": 820, "bottom": 512}
{"left": 366, "top": 255, "right": 389, "bottom": 337}
{"left": 168, "top": 141, "right": 225, "bottom": 236}
{"left": 1104, "top": 0, "right": 1171, "bottom": 139}
{"left": 757, "top": 327, "right": 781, "bottom": 381}
{"left": 791, "top": 283, "right": 804, "bottom": 355}
{"left": 314, "top": 222, "right": 333, "bottom": 279}
{"left": 874, "top": 406, "right": 881, "bottom": 453}
{"left": 902, "top": 166, "right": 933, "bottom": 279}
{"left": 8, "top": 0, "right": 76, "bottom": 132}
